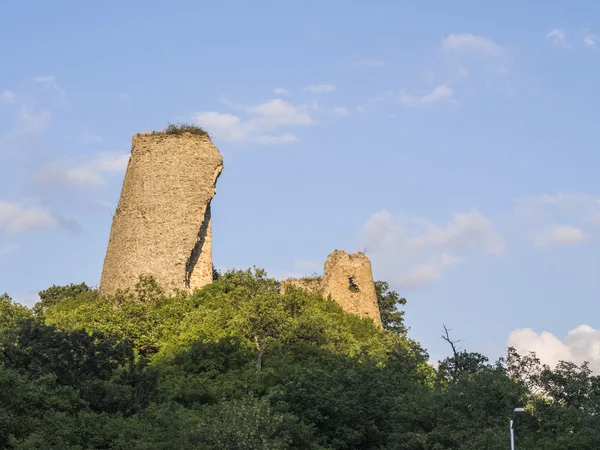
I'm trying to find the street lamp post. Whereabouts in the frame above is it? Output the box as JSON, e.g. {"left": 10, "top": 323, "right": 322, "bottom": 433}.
{"left": 510, "top": 407, "right": 525, "bottom": 450}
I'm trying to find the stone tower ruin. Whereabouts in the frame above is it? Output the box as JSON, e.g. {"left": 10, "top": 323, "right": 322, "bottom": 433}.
{"left": 282, "top": 250, "right": 383, "bottom": 327}
{"left": 99, "top": 131, "right": 223, "bottom": 296}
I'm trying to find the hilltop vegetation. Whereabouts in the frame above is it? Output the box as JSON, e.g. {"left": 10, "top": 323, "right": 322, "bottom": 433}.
{"left": 1, "top": 269, "right": 599, "bottom": 449}
{"left": 138, "top": 123, "right": 210, "bottom": 137}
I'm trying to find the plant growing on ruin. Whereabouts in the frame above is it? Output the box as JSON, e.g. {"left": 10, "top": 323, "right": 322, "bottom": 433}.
{"left": 162, "top": 122, "right": 209, "bottom": 137}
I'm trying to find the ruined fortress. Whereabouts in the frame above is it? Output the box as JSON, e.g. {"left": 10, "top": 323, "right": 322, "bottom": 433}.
{"left": 100, "top": 131, "right": 222, "bottom": 295}
{"left": 281, "top": 250, "right": 382, "bottom": 327}
{"left": 100, "top": 128, "right": 382, "bottom": 327}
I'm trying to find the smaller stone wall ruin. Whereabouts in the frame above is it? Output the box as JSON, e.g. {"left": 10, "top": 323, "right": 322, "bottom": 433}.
{"left": 281, "top": 250, "right": 382, "bottom": 327}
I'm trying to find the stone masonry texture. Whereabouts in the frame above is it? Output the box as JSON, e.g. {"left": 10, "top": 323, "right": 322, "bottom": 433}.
{"left": 281, "top": 250, "right": 383, "bottom": 327}
{"left": 99, "top": 132, "right": 223, "bottom": 296}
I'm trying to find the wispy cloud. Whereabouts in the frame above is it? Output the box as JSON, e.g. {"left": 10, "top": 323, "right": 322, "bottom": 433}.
{"left": 515, "top": 191, "right": 600, "bottom": 248}
{"left": 273, "top": 87, "right": 292, "bottom": 96}
{"left": 546, "top": 29, "right": 567, "bottom": 48}
{"left": 441, "top": 32, "right": 509, "bottom": 78}
{"left": 441, "top": 33, "right": 505, "bottom": 58}
{"left": 0, "top": 201, "right": 57, "bottom": 235}
{"left": 533, "top": 225, "right": 586, "bottom": 249}
{"left": 194, "top": 98, "right": 313, "bottom": 144}
{"left": 397, "top": 84, "right": 455, "bottom": 108}
{"left": 12, "top": 109, "right": 52, "bottom": 137}
{"left": 305, "top": 84, "right": 336, "bottom": 94}
{"left": 1, "top": 90, "right": 16, "bottom": 104}
{"left": 34, "top": 153, "right": 130, "bottom": 189}
{"left": 32, "top": 75, "right": 66, "bottom": 101}
{"left": 359, "top": 209, "right": 504, "bottom": 288}
{"left": 395, "top": 253, "right": 464, "bottom": 288}
{"left": 584, "top": 34, "right": 597, "bottom": 50}
{"left": 368, "top": 32, "right": 509, "bottom": 112}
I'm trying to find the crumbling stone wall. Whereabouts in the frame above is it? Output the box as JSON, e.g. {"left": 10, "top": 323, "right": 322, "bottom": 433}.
{"left": 99, "top": 132, "right": 223, "bottom": 296}
{"left": 282, "top": 250, "right": 382, "bottom": 327}
{"left": 280, "top": 277, "right": 322, "bottom": 295}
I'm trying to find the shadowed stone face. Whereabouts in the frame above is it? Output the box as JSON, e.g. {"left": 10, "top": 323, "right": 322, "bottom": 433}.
{"left": 281, "top": 250, "right": 383, "bottom": 327}
{"left": 99, "top": 132, "right": 223, "bottom": 296}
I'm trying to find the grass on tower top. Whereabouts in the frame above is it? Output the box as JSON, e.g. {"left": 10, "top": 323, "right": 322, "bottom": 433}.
{"left": 162, "top": 123, "right": 209, "bottom": 137}
{"left": 138, "top": 123, "right": 209, "bottom": 137}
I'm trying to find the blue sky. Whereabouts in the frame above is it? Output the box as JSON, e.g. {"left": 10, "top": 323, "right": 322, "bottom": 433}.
{"left": 2, "top": 0, "right": 600, "bottom": 369}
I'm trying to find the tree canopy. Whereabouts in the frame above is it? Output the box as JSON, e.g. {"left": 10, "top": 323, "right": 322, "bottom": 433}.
{"left": 0, "top": 270, "right": 598, "bottom": 449}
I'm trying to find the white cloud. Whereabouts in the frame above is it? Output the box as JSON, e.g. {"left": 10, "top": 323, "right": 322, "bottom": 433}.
{"left": 1, "top": 90, "right": 16, "bottom": 104}
{"left": 546, "top": 29, "right": 567, "bottom": 48}
{"left": 396, "top": 84, "right": 456, "bottom": 108}
{"left": 421, "top": 85, "right": 454, "bottom": 103}
{"left": 305, "top": 84, "right": 336, "bottom": 94}
{"left": 34, "top": 153, "right": 130, "bottom": 189}
{"left": 508, "top": 325, "right": 600, "bottom": 373}
{"left": 32, "top": 75, "right": 66, "bottom": 100}
{"left": 273, "top": 87, "right": 292, "bottom": 96}
{"left": 194, "top": 98, "right": 313, "bottom": 144}
{"left": 441, "top": 33, "right": 509, "bottom": 79}
{"left": 397, "top": 84, "right": 455, "bottom": 108}
{"left": 584, "top": 35, "right": 597, "bottom": 49}
{"left": 0, "top": 202, "right": 57, "bottom": 235}
{"left": 369, "top": 32, "right": 508, "bottom": 112}
{"left": 515, "top": 191, "right": 600, "bottom": 247}
{"left": 441, "top": 33, "right": 505, "bottom": 58}
{"left": 88, "top": 153, "right": 130, "bottom": 173}
{"left": 36, "top": 165, "right": 104, "bottom": 188}
{"left": 359, "top": 210, "right": 399, "bottom": 251}
{"left": 403, "top": 210, "right": 505, "bottom": 255}
{"left": 360, "top": 209, "right": 504, "bottom": 288}
{"left": 395, "top": 253, "right": 464, "bottom": 287}
{"left": 533, "top": 225, "right": 586, "bottom": 249}
{"left": 1, "top": 84, "right": 54, "bottom": 138}
{"left": 32, "top": 76, "right": 59, "bottom": 90}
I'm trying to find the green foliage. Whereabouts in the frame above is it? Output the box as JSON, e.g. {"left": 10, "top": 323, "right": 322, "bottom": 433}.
{"left": 34, "top": 282, "right": 92, "bottom": 316}
{"left": 0, "top": 293, "right": 32, "bottom": 328}
{"left": 163, "top": 122, "right": 209, "bottom": 137}
{"left": 374, "top": 280, "right": 407, "bottom": 335}
{"left": 2, "top": 271, "right": 600, "bottom": 448}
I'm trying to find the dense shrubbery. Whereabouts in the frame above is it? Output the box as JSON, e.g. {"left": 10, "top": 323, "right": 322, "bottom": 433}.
{"left": 1, "top": 269, "right": 599, "bottom": 449}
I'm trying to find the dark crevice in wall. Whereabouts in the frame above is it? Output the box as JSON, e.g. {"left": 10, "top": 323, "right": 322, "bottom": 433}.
{"left": 184, "top": 202, "right": 211, "bottom": 288}
{"left": 348, "top": 276, "right": 360, "bottom": 293}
